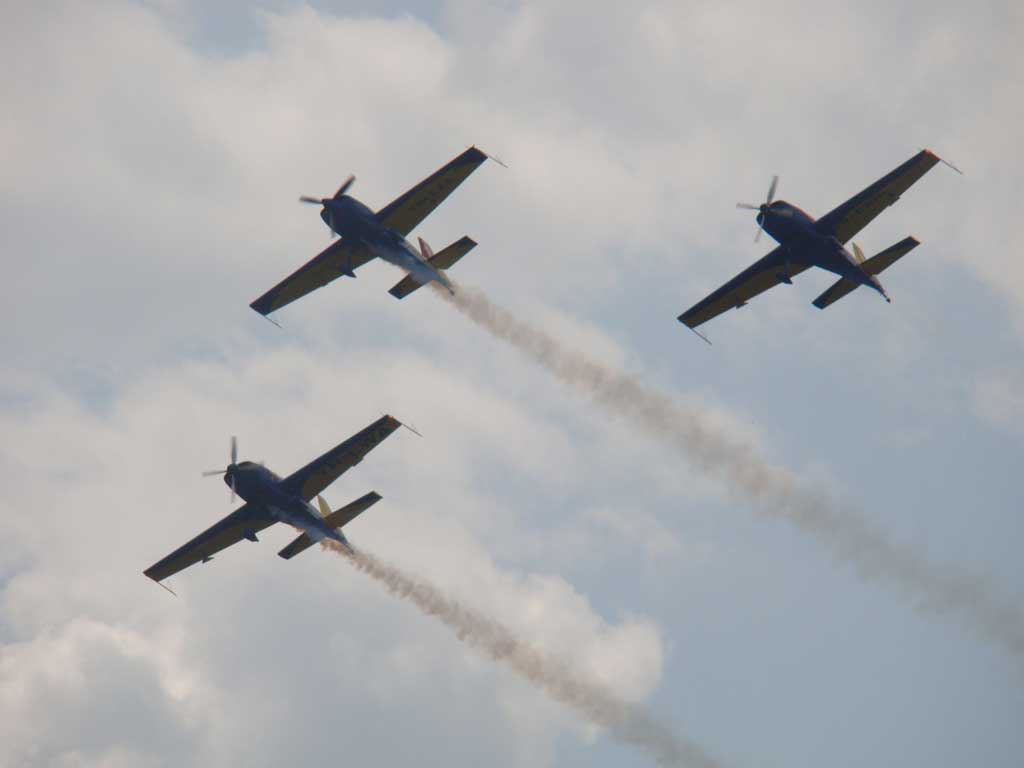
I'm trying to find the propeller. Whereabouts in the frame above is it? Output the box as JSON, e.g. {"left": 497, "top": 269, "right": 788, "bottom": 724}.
{"left": 334, "top": 174, "right": 356, "bottom": 197}
{"left": 202, "top": 435, "right": 239, "bottom": 503}
{"left": 298, "top": 174, "right": 356, "bottom": 206}
{"left": 737, "top": 175, "right": 780, "bottom": 242}
{"left": 299, "top": 176, "right": 355, "bottom": 240}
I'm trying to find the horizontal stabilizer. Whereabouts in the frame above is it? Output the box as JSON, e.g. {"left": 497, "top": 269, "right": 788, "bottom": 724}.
{"left": 277, "top": 491, "right": 382, "bottom": 560}
{"left": 389, "top": 236, "right": 477, "bottom": 299}
{"left": 813, "top": 236, "right": 920, "bottom": 309}
{"left": 860, "top": 236, "right": 920, "bottom": 276}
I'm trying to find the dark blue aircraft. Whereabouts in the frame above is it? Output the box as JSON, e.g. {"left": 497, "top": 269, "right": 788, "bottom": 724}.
{"left": 250, "top": 147, "right": 495, "bottom": 316}
{"left": 678, "top": 149, "right": 960, "bottom": 335}
{"left": 144, "top": 415, "right": 404, "bottom": 587}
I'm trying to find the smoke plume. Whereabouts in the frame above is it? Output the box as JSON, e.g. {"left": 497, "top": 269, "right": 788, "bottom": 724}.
{"left": 327, "top": 542, "right": 720, "bottom": 768}
{"left": 436, "top": 282, "right": 1024, "bottom": 657}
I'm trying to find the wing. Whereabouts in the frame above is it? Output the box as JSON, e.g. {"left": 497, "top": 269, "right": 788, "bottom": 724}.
{"left": 281, "top": 415, "right": 402, "bottom": 501}
{"left": 375, "top": 147, "right": 488, "bottom": 237}
{"left": 677, "top": 249, "right": 811, "bottom": 329}
{"left": 815, "top": 149, "right": 941, "bottom": 245}
{"left": 249, "top": 238, "right": 375, "bottom": 316}
{"left": 143, "top": 503, "right": 275, "bottom": 583}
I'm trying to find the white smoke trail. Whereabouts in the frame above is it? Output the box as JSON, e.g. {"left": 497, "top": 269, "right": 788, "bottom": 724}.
{"left": 435, "top": 282, "right": 1024, "bottom": 658}
{"left": 326, "top": 542, "right": 720, "bottom": 768}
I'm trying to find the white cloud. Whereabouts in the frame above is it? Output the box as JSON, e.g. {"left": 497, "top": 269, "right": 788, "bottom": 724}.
{"left": 0, "top": 342, "right": 676, "bottom": 766}
{"left": 2, "top": 2, "right": 1023, "bottom": 767}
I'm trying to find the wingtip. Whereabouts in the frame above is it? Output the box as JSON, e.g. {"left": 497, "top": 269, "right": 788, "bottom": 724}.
{"left": 145, "top": 574, "right": 178, "bottom": 597}
{"left": 678, "top": 318, "right": 712, "bottom": 345}
{"left": 923, "top": 148, "right": 963, "bottom": 175}
{"left": 249, "top": 300, "right": 283, "bottom": 327}
{"left": 469, "top": 145, "right": 508, "bottom": 168}
{"left": 382, "top": 412, "right": 422, "bottom": 437}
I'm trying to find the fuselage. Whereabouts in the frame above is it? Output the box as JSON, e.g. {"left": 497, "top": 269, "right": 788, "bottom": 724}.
{"left": 321, "top": 196, "right": 452, "bottom": 291}
{"left": 757, "top": 201, "right": 888, "bottom": 298}
{"left": 225, "top": 462, "right": 347, "bottom": 546}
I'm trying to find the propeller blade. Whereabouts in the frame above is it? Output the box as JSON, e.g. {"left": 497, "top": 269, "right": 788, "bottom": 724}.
{"left": 201, "top": 469, "right": 226, "bottom": 477}
{"left": 299, "top": 195, "right": 323, "bottom": 205}
{"left": 766, "top": 175, "right": 779, "bottom": 205}
{"left": 755, "top": 222, "right": 764, "bottom": 243}
{"left": 335, "top": 174, "right": 355, "bottom": 198}
{"left": 736, "top": 203, "right": 759, "bottom": 210}
{"left": 230, "top": 474, "right": 236, "bottom": 504}
{"left": 230, "top": 435, "right": 238, "bottom": 466}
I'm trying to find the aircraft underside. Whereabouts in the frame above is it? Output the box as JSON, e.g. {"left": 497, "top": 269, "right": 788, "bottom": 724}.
{"left": 371, "top": 239, "right": 451, "bottom": 291}
{"left": 270, "top": 502, "right": 336, "bottom": 544}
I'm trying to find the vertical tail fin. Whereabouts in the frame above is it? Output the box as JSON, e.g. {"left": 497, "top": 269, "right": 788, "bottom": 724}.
{"left": 417, "top": 237, "right": 435, "bottom": 261}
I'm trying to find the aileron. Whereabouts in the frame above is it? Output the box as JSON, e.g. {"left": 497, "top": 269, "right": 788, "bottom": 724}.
{"left": 376, "top": 147, "right": 488, "bottom": 236}
{"left": 679, "top": 251, "right": 810, "bottom": 329}
{"left": 144, "top": 503, "right": 274, "bottom": 584}
{"left": 817, "top": 150, "right": 941, "bottom": 244}
{"left": 282, "top": 415, "right": 402, "bottom": 502}
{"left": 250, "top": 239, "right": 374, "bottom": 316}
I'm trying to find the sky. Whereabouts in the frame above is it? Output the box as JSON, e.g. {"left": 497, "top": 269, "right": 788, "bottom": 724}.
{"left": 1, "top": 1, "right": 1022, "bottom": 766}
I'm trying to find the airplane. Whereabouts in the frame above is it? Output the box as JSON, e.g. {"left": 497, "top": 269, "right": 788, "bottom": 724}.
{"left": 250, "top": 146, "right": 496, "bottom": 317}
{"left": 677, "top": 148, "right": 960, "bottom": 337}
{"left": 143, "top": 414, "right": 406, "bottom": 589}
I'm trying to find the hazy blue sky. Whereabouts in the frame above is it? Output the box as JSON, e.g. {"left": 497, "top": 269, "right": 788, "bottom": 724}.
{"left": 1, "top": 2, "right": 1021, "bottom": 767}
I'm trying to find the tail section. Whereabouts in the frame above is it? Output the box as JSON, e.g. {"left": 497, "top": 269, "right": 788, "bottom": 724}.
{"left": 389, "top": 236, "right": 477, "bottom": 299}
{"left": 813, "top": 236, "right": 920, "bottom": 309}
{"left": 277, "top": 491, "right": 382, "bottom": 560}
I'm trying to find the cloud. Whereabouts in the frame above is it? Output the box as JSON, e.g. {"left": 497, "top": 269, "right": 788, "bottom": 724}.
{"left": 973, "top": 369, "right": 1024, "bottom": 436}
{"left": 2, "top": 1, "right": 1023, "bottom": 766}
{"left": 0, "top": 340, "right": 681, "bottom": 767}
{"left": 0, "top": 619, "right": 202, "bottom": 767}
